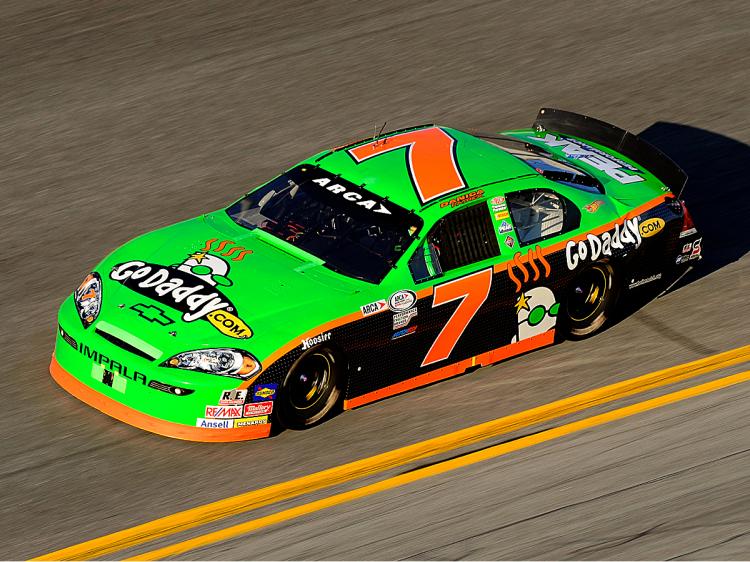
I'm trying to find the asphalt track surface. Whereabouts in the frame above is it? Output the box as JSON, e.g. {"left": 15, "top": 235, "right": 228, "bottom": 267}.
{"left": 2, "top": 1, "right": 749, "bottom": 559}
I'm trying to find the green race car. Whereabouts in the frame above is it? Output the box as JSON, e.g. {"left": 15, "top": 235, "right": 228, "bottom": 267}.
{"left": 51, "top": 109, "right": 701, "bottom": 441}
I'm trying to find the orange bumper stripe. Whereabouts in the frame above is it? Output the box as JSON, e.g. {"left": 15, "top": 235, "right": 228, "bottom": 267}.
{"left": 49, "top": 355, "right": 271, "bottom": 442}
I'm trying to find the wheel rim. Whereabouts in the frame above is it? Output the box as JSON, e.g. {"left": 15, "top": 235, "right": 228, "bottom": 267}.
{"left": 287, "top": 352, "right": 332, "bottom": 412}
{"left": 568, "top": 265, "right": 610, "bottom": 323}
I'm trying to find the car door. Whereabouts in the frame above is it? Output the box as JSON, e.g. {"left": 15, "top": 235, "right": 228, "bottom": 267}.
{"left": 343, "top": 199, "right": 513, "bottom": 403}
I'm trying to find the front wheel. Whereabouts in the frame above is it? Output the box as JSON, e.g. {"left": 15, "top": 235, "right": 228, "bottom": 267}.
{"left": 275, "top": 346, "right": 344, "bottom": 430}
{"left": 563, "top": 261, "right": 618, "bottom": 338}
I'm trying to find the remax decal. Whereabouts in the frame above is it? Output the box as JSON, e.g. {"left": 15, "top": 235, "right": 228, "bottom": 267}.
{"left": 565, "top": 217, "right": 641, "bottom": 270}
{"left": 506, "top": 246, "right": 551, "bottom": 293}
{"left": 205, "top": 405, "right": 243, "bottom": 419}
{"left": 533, "top": 134, "right": 644, "bottom": 184}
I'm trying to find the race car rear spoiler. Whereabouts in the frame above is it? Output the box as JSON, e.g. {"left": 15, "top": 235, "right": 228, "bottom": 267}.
{"left": 532, "top": 108, "right": 687, "bottom": 198}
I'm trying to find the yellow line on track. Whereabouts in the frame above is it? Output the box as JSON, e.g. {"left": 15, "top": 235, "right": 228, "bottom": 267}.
{"left": 32, "top": 344, "right": 750, "bottom": 561}
{"left": 132, "top": 369, "right": 750, "bottom": 560}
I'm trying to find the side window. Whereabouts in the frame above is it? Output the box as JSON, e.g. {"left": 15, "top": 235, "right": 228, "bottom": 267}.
{"left": 507, "top": 189, "right": 580, "bottom": 246}
{"left": 409, "top": 203, "right": 500, "bottom": 282}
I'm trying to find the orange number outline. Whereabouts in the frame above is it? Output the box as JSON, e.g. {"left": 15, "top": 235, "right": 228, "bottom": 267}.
{"left": 421, "top": 268, "right": 493, "bottom": 367}
{"left": 347, "top": 127, "right": 466, "bottom": 204}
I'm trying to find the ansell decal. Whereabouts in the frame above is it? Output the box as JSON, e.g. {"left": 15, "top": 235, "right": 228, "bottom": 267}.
{"left": 196, "top": 418, "right": 233, "bottom": 429}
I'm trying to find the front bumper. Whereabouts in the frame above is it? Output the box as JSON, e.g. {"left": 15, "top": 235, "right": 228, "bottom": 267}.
{"left": 50, "top": 354, "right": 270, "bottom": 442}
{"left": 52, "top": 298, "right": 272, "bottom": 442}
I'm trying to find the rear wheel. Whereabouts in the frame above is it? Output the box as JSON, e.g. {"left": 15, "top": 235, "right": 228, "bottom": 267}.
{"left": 275, "top": 347, "right": 343, "bottom": 429}
{"left": 563, "top": 261, "right": 618, "bottom": 338}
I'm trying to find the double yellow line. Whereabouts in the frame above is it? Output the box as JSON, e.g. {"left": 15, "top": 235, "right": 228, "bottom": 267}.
{"left": 34, "top": 344, "right": 750, "bottom": 561}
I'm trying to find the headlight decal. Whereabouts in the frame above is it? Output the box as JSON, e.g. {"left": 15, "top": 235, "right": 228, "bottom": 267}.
{"left": 163, "top": 348, "right": 261, "bottom": 379}
{"left": 74, "top": 272, "right": 102, "bottom": 328}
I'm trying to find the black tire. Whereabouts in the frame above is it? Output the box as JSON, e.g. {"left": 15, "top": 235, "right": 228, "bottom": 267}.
{"left": 563, "top": 261, "right": 619, "bottom": 338}
{"left": 275, "top": 346, "right": 344, "bottom": 430}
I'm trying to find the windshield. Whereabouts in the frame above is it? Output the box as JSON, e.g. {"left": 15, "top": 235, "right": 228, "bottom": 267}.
{"left": 227, "top": 165, "right": 423, "bottom": 283}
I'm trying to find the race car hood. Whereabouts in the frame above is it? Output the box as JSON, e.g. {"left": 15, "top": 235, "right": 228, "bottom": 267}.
{"left": 87, "top": 211, "right": 364, "bottom": 362}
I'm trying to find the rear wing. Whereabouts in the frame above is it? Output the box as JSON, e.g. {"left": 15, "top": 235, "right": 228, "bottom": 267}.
{"left": 532, "top": 108, "right": 687, "bottom": 198}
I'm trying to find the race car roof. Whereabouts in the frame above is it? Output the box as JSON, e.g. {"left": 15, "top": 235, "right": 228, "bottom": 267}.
{"left": 313, "top": 125, "right": 534, "bottom": 213}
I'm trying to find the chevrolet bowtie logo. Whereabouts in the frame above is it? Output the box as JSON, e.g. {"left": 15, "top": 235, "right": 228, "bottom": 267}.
{"left": 130, "top": 303, "right": 174, "bottom": 326}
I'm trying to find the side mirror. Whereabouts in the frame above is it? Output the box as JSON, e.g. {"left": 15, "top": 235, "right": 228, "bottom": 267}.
{"left": 408, "top": 242, "right": 443, "bottom": 283}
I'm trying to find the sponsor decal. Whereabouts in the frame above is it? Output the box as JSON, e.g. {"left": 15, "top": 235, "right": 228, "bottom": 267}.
{"left": 679, "top": 227, "right": 697, "bottom": 238}
{"left": 676, "top": 238, "right": 702, "bottom": 264}
{"left": 110, "top": 252, "right": 252, "bottom": 339}
{"left": 639, "top": 217, "right": 665, "bottom": 238}
{"left": 629, "top": 273, "right": 662, "bottom": 289}
{"left": 494, "top": 210, "right": 510, "bottom": 220}
{"left": 311, "top": 176, "right": 392, "bottom": 215}
{"left": 507, "top": 246, "right": 551, "bottom": 293}
{"left": 440, "top": 189, "right": 484, "bottom": 208}
{"left": 491, "top": 196, "right": 506, "bottom": 205}
{"left": 201, "top": 238, "right": 252, "bottom": 262}
{"left": 301, "top": 332, "right": 331, "bottom": 350}
{"left": 74, "top": 273, "right": 101, "bottom": 328}
{"left": 532, "top": 134, "right": 644, "bottom": 184}
{"left": 565, "top": 217, "right": 641, "bottom": 271}
{"left": 243, "top": 401, "right": 273, "bottom": 417}
{"left": 253, "top": 383, "right": 278, "bottom": 402}
{"left": 79, "top": 344, "right": 149, "bottom": 386}
{"left": 360, "top": 299, "right": 388, "bottom": 317}
{"left": 388, "top": 290, "right": 417, "bottom": 312}
{"left": 205, "top": 310, "right": 252, "bottom": 339}
{"left": 584, "top": 200, "right": 605, "bottom": 213}
{"left": 219, "top": 388, "right": 248, "bottom": 406}
{"left": 205, "top": 405, "right": 243, "bottom": 419}
{"left": 505, "top": 235, "right": 515, "bottom": 249}
{"left": 130, "top": 303, "right": 173, "bottom": 326}
{"left": 91, "top": 366, "right": 127, "bottom": 393}
{"left": 392, "top": 308, "right": 418, "bottom": 330}
{"left": 690, "top": 238, "right": 702, "bottom": 259}
{"left": 196, "top": 418, "right": 233, "bottom": 429}
{"left": 235, "top": 416, "right": 268, "bottom": 427}
{"left": 392, "top": 325, "right": 417, "bottom": 339}
{"left": 497, "top": 221, "right": 513, "bottom": 234}
{"left": 512, "top": 287, "right": 559, "bottom": 343}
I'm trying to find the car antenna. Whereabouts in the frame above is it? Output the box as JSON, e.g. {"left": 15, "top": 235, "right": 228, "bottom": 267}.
{"left": 373, "top": 121, "right": 387, "bottom": 146}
